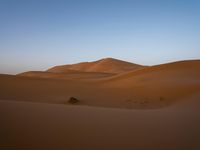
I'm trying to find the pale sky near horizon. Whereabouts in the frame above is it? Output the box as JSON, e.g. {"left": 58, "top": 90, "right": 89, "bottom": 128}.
{"left": 0, "top": 0, "right": 200, "bottom": 74}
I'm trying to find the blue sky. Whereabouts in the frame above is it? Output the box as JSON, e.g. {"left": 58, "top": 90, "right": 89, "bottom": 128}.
{"left": 0, "top": 0, "right": 200, "bottom": 74}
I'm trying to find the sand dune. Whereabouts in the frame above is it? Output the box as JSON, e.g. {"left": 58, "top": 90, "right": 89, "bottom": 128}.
{"left": 0, "top": 59, "right": 199, "bottom": 109}
{"left": 101, "top": 60, "right": 200, "bottom": 105}
{"left": 47, "top": 58, "right": 145, "bottom": 74}
{"left": 105, "top": 60, "right": 200, "bottom": 83}
{"left": 18, "top": 58, "right": 142, "bottom": 80}
{"left": 1, "top": 58, "right": 200, "bottom": 150}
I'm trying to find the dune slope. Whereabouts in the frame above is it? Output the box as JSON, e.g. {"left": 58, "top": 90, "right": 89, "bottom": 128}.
{"left": 18, "top": 70, "right": 114, "bottom": 80}
{"left": 101, "top": 60, "right": 200, "bottom": 103}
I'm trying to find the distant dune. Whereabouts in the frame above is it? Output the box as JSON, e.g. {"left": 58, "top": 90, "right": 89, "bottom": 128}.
{"left": 18, "top": 58, "right": 144, "bottom": 80}
{"left": 47, "top": 57, "right": 145, "bottom": 74}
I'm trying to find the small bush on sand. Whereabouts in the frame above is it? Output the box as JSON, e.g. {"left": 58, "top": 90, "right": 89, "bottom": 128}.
{"left": 68, "top": 97, "right": 79, "bottom": 104}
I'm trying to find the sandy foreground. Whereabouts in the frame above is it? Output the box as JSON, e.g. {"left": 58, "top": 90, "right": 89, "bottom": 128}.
{"left": 0, "top": 58, "right": 200, "bottom": 150}
{"left": 1, "top": 96, "right": 200, "bottom": 150}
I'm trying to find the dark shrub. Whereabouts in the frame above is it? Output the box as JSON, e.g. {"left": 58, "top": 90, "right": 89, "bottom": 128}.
{"left": 68, "top": 97, "right": 79, "bottom": 104}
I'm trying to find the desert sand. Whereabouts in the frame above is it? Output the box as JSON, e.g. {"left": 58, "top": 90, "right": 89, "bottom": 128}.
{"left": 0, "top": 58, "right": 200, "bottom": 150}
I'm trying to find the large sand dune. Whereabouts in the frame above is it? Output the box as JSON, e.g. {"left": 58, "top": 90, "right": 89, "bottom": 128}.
{"left": 101, "top": 60, "right": 200, "bottom": 106}
{"left": 0, "top": 59, "right": 199, "bottom": 109}
{"left": 0, "top": 58, "right": 200, "bottom": 150}
{"left": 18, "top": 58, "right": 142, "bottom": 80}
{"left": 47, "top": 57, "right": 145, "bottom": 74}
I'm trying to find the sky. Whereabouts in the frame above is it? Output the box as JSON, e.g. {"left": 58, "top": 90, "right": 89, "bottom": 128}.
{"left": 0, "top": 0, "right": 200, "bottom": 74}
